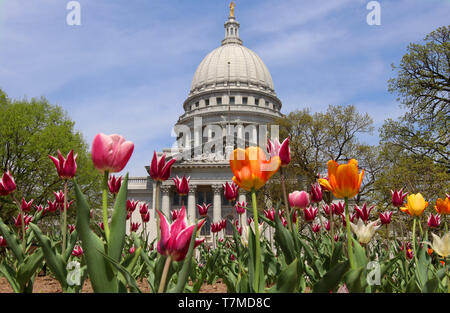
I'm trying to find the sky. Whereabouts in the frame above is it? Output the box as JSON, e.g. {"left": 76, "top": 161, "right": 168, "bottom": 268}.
{"left": 0, "top": 0, "right": 449, "bottom": 176}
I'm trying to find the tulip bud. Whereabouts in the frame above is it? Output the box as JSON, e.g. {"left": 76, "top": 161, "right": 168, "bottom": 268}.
{"left": 0, "top": 236, "right": 7, "bottom": 247}
{"left": 129, "top": 246, "right": 136, "bottom": 254}
{"left": 148, "top": 151, "right": 176, "bottom": 182}
{"left": 68, "top": 224, "right": 76, "bottom": 234}
{"left": 235, "top": 201, "right": 246, "bottom": 215}
{"left": 196, "top": 203, "right": 211, "bottom": 216}
{"left": 310, "top": 182, "right": 323, "bottom": 203}
{"left": 72, "top": 245, "right": 83, "bottom": 257}
{"left": 108, "top": 175, "right": 123, "bottom": 194}
{"left": 48, "top": 150, "right": 77, "bottom": 179}
{"left": 0, "top": 171, "right": 16, "bottom": 196}
{"left": 92, "top": 133, "right": 134, "bottom": 173}
{"left": 142, "top": 212, "right": 150, "bottom": 223}
{"left": 223, "top": 182, "right": 239, "bottom": 202}
{"left": 139, "top": 202, "right": 149, "bottom": 216}
{"left": 173, "top": 176, "right": 190, "bottom": 196}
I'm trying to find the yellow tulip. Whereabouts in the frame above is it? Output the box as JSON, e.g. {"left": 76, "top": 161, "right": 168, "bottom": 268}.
{"left": 401, "top": 193, "right": 428, "bottom": 216}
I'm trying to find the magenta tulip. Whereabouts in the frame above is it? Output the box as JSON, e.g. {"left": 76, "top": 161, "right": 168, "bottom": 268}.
{"left": 379, "top": 211, "right": 392, "bottom": 225}
{"left": 235, "top": 201, "right": 247, "bottom": 215}
{"left": 139, "top": 202, "right": 149, "bottom": 216}
{"left": 391, "top": 188, "right": 408, "bottom": 207}
{"left": 127, "top": 199, "right": 139, "bottom": 212}
{"left": 304, "top": 206, "right": 318, "bottom": 222}
{"left": 72, "top": 246, "right": 83, "bottom": 257}
{"left": 130, "top": 222, "right": 141, "bottom": 232}
{"left": 171, "top": 209, "right": 182, "bottom": 221}
{"left": 0, "top": 171, "right": 16, "bottom": 196}
{"left": 289, "top": 191, "right": 310, "bottom": 210}
{"left": 332, "top": 202, "right": 345, "bottom": 215}
{"left": 427, "top": 213, "right": 440, "bottom": 228}
{"left": 223, "top": 182, "right": 239, "bottom": 202}
{"left": 312, "top": 224, "right": 321, "bottom": 233}
{"left": 0, "top": 236, "right": 7, "bottom": 247}
{"left": 196, "top": 203, "right": 211, "bottom": 216}
{"left": 310, "top": 182, "right": 323, "bottom": 203}
{"left": 264, "top": 208, "right": 275, "bottom": 221}
{"left": 267, "top": 137, "right": 291, "bottom": 166}
{"left": 173, "top": 176, "right": 190, "bottom": 196}
{"left": 68, "top": 224, "right": 76, "bottom": 234}
{"left": 20, "top": 198, "right": 34, "bottom": 212}
{"left": 91, "top": 133, "right": 134, "bottom": 173}
{"left": 354, "top": 203, "right": 374, "bottom": 222}
{"left": 108, "top": 175, "right": 122, "bottom": 194}
{"left": 142, "top": 212, "right": 150, "bottom": 223}
{"left": 157, "top": 206, "right": 205, "bottom": 261}
{"left": 148, "top": 151, "right": 176, "bottom": 182}
{"left": 48, "top": 150, "right": 77, "bottom": 179}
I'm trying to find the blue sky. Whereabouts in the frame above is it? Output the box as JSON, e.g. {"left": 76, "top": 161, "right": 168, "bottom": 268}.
{"left": 0, "top": 0, "right": 449, "bottom": 176}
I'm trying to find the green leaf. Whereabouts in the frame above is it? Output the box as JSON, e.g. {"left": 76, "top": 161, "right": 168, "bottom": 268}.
{"left": 273, "top": 207, "right": 296, "bottom": 265}
{"left": 0, "top": 217, "right": 24, "bottom": 263}
{"left": 344, "top": 266, "right": 365, "bottom": 293}
{"left": 0, "top": 262, "right": 20, "bottom": 293}
{"left": 351, "top": 238, "right": 368, "bottom": 268}
{"left": 108, "top": 173, "right": 129, "bottom": 262}
{"left": 29, "top": 223, "right": 68, "bottom": 290}
{"left": 268, "top": 258, "right": 299, "bottom": 293}
{"left": 16, "top": 248, "right": 44, "bottom": 292}
{"left": 63, "top": 229, "right": 79, "bottom": 263}
{"left": 74, "top": 179, "right": 118, "bottom": 293}
{"left": 422, "top": 266, "right": 446, "bottom": 293}
{"left": 313, "top": 261, "right": 349, "bottom": 293}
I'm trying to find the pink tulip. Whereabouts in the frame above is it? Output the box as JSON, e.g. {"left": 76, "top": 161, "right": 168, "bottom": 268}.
{"left": 14, "top": 213, "right": 32, "bottom": 228}
{"left": 391, "top": 188, "right": 408, "bottom": 207}
{"left": 108, "top": 175, "right": 122, "bottom": 194}
{"left": 99, "top": 222, "right": 104, "bottom": 231}
{"left": 60, "top": 200, "right": 74, "bottom": 212}
{"left": 68, "top": 224, "right": 76, "bottom": 234}
{"left": 48, "top": 150, "right": 77, "bottom": 179}
{"left": 322, "top": 204, "right": 331, "bottom": 216}
{"left": 211, "top": 222, "right": 221, "bottom": 233}
{"left": 353, "top": 203, "right": 374, "bottom": 222}
{"left": 171, "top": 209, "right": 182, "bottom": 221}
{"left": 91, "top": 133, "right": 134, "bottom": 173}
{"left": 304, "top": 206, "right": 318, "bottom": 222}
{"left": 129, "top": 246, "right": 136, "bottom": 254}
{"left": 427, "top": 213, "right": 440, "bottom": 228}
{"left": 379, "top": 212, "right": 392, "bottom": 225}
{"left": 289, "top": 191, "right": 310, "bottom": 210}
{"left": 47, "top": 199, "right": 58, "bottom": 213}
{"left": 127, "top": 199, "right": 139, "bottom": 212}
{"left": 148, "top": 151, "right": 177, "bottom": 182}
{"left": 281, "top": 216, "right": 288, "bottom": 227}
{"left": 325, "top": 220, "right": 331, "bottom": 231}
{"left": 267, "top": 137, "right": 291, "bottom": 166}
{"left": 142, "top": 212, "right": 150, "bottom": 223}
{"left": 130, "top": 222, "right": 140, "bottom": 232}
{"left": 126, "top": 211, "right": 131, "bottom": 220}
{"left": 173, "top": 176, "right": 190, "bottom": 196}
{"left": 312, "top": 224, "right": 321, "bottom": 233}
{"left": 292, "top": 210, "right": 298, "bottom": 224}
{"left": 235, "top": 201, "right": 247, "bottom": 215}
{"left": 332, "top": 202, "right": 345, "bottom": 215}
{"left": 72, "top": 246, "right": 83, "bottom": 257}
{"left": 0, "top": 171, "right": 16, "bottom": 196}
{"left": 196, "top": 203, "right": 211, "bottom": 216}
{"left": 139, "top": 202, "right": 149, "bottom": 216}
{"left": 264, "top": 208, "right": 275, "bottom": 221}
{"left": 334, "top": 234, "right": 339, "bottom": 242}
{"left": 20, "top": 198, "right": 34, "bottom": 212}
{"left": 53, "top": 190, "right": 65, "bottom": 207}
{"left": 0, "top": 236, "right": 7, "bottom": 247}
{"left": 220, "top": 219, "right": 227, "bottom": 230}
{"left": 223, "top": 182, "right": 239, "bottom": 202}
{"left": 310, "top": 182, "right": 323, "bottom": 203}
{"left": 157, "top": 206, "right": 205, "bottom": 261}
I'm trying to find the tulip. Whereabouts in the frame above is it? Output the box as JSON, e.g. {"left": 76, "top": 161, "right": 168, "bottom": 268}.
{"left": 350, "top": 219, "right": 380, "bottom": 244}
{"left": 427, "top": 247, "right": 433, "bottom": 256}
{"left": 332, "top": 202, "right": 345, "bottom": 215}
{"left": 230, "top": 254, "right": 236, "bottom": 261}
{"left": 211, "top": 222, "right": 221, "bottom": 233}
{"left": 91, "top": 133, "right": 134, "bottom": 173}
{"left": 435, "top": 197, "right": 450, "bottom": 215}
{"left": 126, "top": 211, "right": 131, "bottom": 220}
{"left": 0, "top": 171, "right": 16, "bottom": 196}
{"left": 289, "top": 191, "right": 310, "bottom": 210}
{"left": 60, "top": 200, "right": 73, "bottom": 212}
{"left": 72, "top": 245, "right": 83, "bottom": 257}
{"left": 108, "top": 175, "right": 122, "bottom": 194}
{"left": 304, "top": 206, "right": 318, "bottom": 222}
{"left": 334, "top": 234, "right": 340, "bottom": 242}
{"left": 235, "top": 201, "right": 246, "bottom": 215}
{"left": 130, "top": 222, "right": 141, "bottom": 232}
{"left": 126, "top": 199, "right": 139, "bottom": 212}
{"left": 322, "top": 204, "right": 331, "bottom": 216}
{"left": 318, "top": 159, "right": 364, "bottom": 199}
{"left": 20, "top": 198, "right": 34, "bottom": 212}
{"left": 391, "top": 188, "right": 408, "bottom": 207}
{"left": 48, "top": 150, "right": 77, "bottom": 179}
{"left": 353, "top": 203, "right": 374, "bottom": 222}
{"left": 401, "top": 193, "right": 428, "bottom": 217}
{"left": 424, "top": 232, "right": 450, "bottom": 258}
{"left": 379, "top": 211, "right": 392, "bottom": 225}
{"left": 68, "top": 224, "right": 76, "bottom": 234}
{"left": 427, "top": 214, "right": 441, "bottom": 228}
{"left": 14, "top": 213, "right": 32, "bottom": 228}
{"left": 53, "top": 190, "right": 65, "bottom": 207}
{"left": 281, "top": 216, "right": 288, "bottom": 227}
{"left": 149, "top": 151, "right": 177, "bottom": 182}
{"left": 139, "top": 202, "right": 149, "bottom": 216}
{"left": 142, "top": 211, "right": 150, "bottom": 223}
{"left": 171, "top": 209, "right": 182, "bottom": 221}
{"left": 220, "top": 219, "right": 227, "bottom": 230}
{"left": 229, "top": 146, "right": 281, "bottom": 191}
{"left": 325, "top": 220, "right": 331, "bottom": 231}
{"left": 98, "top": 222, "right": 104, "bottom": 231}
{"left": 157, "top": 206, "right": 205, "bottom": 261}
{"left": 264, "top": 209, "right": 275, "bottom": 222}
{"left": 173, "top": 176, "right": 190, "bottom": 196}
{"left": 223, "top": 182, "right": 239, "bottom": 202}
{"left": 129, "top": 246, "right": 136, "bottom": 254}
{"left": 292, "top": 210, "right": 298, "bottom": 223}
{"left": 312, "top": 224, "right": 321, "bottom": 233}
{"left": 266, "top": 137, "right": 291, "bottom": 167}
{"left": 0, "top": 236, "right": 7, "bottom": 247}
{"left": 196, "top": 203, "right": 211, "bottom": 216}
{"left": 310, "top": 182, "right": 323, "bottom": 203}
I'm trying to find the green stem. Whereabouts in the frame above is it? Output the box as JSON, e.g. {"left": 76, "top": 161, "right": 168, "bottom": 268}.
{"left": 344, "top": 197, "right": 355, "bottom": 269}
{"left": 156, "top": 182, "right": 161, "bottom": 242}
{"left": 158, "top": 256, "right": 172, "bottom": 293}
{"left": 62, "top": 180, "right": 68, "bottom": 255}
{"left": 330, "top": 207, "right": 335, "bottom": 251}
{"left": 13, "top": 196, "right": 26, "bottom": 254}
{"left": 102, "top": 171, "right": 111, "bottom": 242}
{"left": 251, "top": 189, "right": 261, "bottom": 293}
{"left": 279, "top": 168, "right": 293, "bottom": 232}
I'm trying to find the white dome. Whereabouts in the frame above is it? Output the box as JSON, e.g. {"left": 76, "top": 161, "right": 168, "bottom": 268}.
{"left": 190, "top": 43, "right": 275, "bottom": 94}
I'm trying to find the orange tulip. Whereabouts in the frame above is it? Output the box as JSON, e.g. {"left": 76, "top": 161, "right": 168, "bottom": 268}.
{"left": 318, "top": 159, "right": 364, "bottom": 199}
{"left": 230, "top": 146, "right": 281, "bottom": 191}
{"left": 435, "top": 197, "right": 450, "bottom": 215}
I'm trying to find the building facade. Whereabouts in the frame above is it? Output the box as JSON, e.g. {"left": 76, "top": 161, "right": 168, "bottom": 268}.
{"left": 127, "top": 10, "right": 283, "bottom": 245}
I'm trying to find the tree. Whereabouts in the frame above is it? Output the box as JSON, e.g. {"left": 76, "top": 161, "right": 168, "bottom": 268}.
{"left": 261, "top": 104, "right": 377, "bottom": 206}
{"left": 0, "top": 89, "right": 102, "bottom": 225}
{"left": 379, "top": 25, "right": 450, "bottom": 201}
{"left": 386, "top": 25, "right": 449, "bottom": 169}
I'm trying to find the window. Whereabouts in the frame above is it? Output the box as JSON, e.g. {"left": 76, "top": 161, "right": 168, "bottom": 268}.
{"left": 255, "top": 98, "right": 259, "bottom": 105}
{"left": 205, "top": 99, "right": 210, "bottom": 106}
{"left": 172, "top": 194, "right": 187, "bottom": 206}
{"left": 265, "top": 101, "right": 269, "bottom": 107}
{"left": 200, "top": 217, "right": 211, "bottom": 236}
{"left": 195, "top": 101, "right": 199, "bottom": 108}
{"left": 242, "top": 97, "right": 248, "bottom": 105}
{"left": 229, "top": 97, "right": 235, "bottom": 105}
{"left": 216, "top": 97, "right": 222, "bottom": 105}
{"left": 197, "top": 191, "right": 213, "bottom": 206}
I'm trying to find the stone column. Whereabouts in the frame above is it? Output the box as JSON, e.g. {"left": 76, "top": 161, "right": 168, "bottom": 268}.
{"left": 238, "top": 189, "right": 247, "bottom": 226}
{"left": 212, "top": 184, "right": 222, "bottom": 246}
{"left": 160, "top": 185, "right": 171, "bottom": 218}
{"left": 187, "top": 184, "right": 197, "bottom": 224}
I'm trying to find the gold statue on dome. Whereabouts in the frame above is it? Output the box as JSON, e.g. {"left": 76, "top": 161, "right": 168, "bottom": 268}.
{"left": 229, "top": 1, "right": 235, "bottom": 17}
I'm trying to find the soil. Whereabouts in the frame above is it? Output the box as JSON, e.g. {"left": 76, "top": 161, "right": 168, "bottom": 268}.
{"left": 0, "top": 276, "right": 227, "bottom": 293}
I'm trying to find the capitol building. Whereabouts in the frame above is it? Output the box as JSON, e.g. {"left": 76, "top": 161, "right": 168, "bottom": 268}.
{"left": 127, "top": 7, "right": 283, "bottom": 244}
